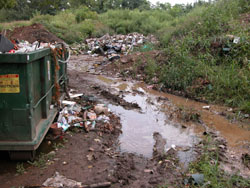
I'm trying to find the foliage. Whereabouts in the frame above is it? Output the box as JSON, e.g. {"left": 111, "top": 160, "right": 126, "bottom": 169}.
{"left": 70, "top": 0, "right": 151, "bottom": 12}
{"left": 101, "top": 9, "right": 173, "bottom": 35}
{"left": 31, "top": 8, "right": 97, "bottom": 43}
{"left": 156, "top": 0, "right": 250, "bottom": 113}
{"left": 0, "top": 0, "right": 70, "bottom": 21}
{"left": 0, "top": 0, "right": 16, "bottom": 9}
{"left": 75, "top": 6, "right": 98, "bottom": 23}
{"left": 188, "top": 136, "right": 250, "bottom": 188}
{"left": 16, "top": 163, "right": 25, "bottom": 175}
{"left": 28, "top": 152, "right": 55, "bottom": 168}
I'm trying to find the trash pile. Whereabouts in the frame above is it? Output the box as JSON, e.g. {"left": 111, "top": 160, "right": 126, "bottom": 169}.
{"left": 50, "top": 90, "right": 112, "bottom": 137}
{"left": 0, "top": 34, "right": 56, "bottom": 54}
{"left": 71, "top": 33, "right": 158, "bottom": 60}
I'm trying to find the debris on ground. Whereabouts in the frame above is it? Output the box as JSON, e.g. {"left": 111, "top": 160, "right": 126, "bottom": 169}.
{"left": 50, "top": 90, "right": 114, "bottom": 135}
{"left": 43, "top": 172, "right": 112, "bottom": 188}
{"left": 43, "top": 171, "right": 83, "bottom": 187}
{"left": 70, "top": 33, "right": 158, "bottom": 60}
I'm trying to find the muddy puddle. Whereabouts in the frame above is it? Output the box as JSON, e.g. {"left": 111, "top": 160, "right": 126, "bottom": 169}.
{"left": 99, "top": 80, "right": 199, "bottom": 167}
{"left": 93, "top": 75, "right": 250, "bottom": 171}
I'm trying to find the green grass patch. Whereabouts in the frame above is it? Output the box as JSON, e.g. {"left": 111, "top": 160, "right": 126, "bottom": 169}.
{"left": 156, "top": 0, "right": 250, "bottom": 113}
{"left": 188, "top": 136, "right": 250, "bottom": 188}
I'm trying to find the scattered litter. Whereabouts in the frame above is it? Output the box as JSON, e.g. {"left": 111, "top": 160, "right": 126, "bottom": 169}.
{"left": 43, "top": 172, "right": 83, "bottom": 187}
{"left": 69, "top": 93, "right": 84, "bottom": 99}
{"left": 50, "top": 123, "right": 63, "bottom": 136}
{"left": 137, "top": 87, "right": 145, "bottom": 94}
{"left": 97, "top": 115, "right": 110, "bottom": 123}
{"left": 71, "top": 33, "right": 158, "bottom": 60}
{"left": 94, "top": 104, "right": 109, "bottom": 115}
{"left": 233, "top": 37, "right": 240, "bottom": 44}
{"left": 87, "top": 154, "right": 95, "bottom": 161}
{"left": 43, "top": 172, "right": 112, "bottom": 188}
{"left": 202, "top": 106, "right": 210, "bottom": 110}
{"left": 88, "top": 111, "right": 97, "bottom": 120}
{"left": 144, "top": 169, "right": 154, "bottom": 174}
{"left": 94, "top": 139, "right": 101, "bottom": 143}
{"left": 184, "top": 174, "right": 204, "bottom": 186}
{"left": 62, "top": 100, "right": 76, "bottom": 106}
{"left": 166, "top": 144, "right": 177, "bottom": 152}
{"left": 57, "top": 122, "right": 70, "bottom": 132}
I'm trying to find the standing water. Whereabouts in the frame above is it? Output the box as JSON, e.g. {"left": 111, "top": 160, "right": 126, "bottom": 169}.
{"left": 108, "top": 84, "right": 198, "bottom": 161}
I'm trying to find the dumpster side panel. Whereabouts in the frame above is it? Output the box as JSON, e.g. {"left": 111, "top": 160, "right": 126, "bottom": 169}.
{"left": 0, "top": 45, "right": 66, "bottom": 151}
{"left": 31, "top": 59, "right": 42, "bottom": 140}
{"left": 0, "top": 63, "right": 32, "bottom": 141}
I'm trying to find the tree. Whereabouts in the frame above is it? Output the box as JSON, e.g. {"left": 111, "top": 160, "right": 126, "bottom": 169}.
{"left": 121, "top": 0, "right": 150, "bottom": 10}
{"left": 0, "top": 0, "right": 16, "bottom": 9}
{"left": 155, "top": 2, "right": 171, "bottom": 10}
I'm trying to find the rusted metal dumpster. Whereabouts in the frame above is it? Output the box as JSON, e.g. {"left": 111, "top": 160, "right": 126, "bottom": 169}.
{"left": 0, "top": 44, "right": 69, "bottom": 160}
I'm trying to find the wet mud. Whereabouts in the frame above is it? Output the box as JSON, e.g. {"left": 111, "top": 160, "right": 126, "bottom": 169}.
{"left": 0, "top": 54, "right": 249, "bottom": 187}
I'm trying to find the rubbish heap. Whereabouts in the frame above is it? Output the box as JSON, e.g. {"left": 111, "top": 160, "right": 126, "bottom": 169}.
{"left": 71, "top": 33, "right": 158, "bottom": 60}
{"left": 50, "top": 90, "right": 112, "bottom": 137}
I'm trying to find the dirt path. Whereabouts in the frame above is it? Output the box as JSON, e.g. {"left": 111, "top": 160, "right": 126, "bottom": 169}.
{"left": 0, "top": 54, "right": 249, "bottom": 187}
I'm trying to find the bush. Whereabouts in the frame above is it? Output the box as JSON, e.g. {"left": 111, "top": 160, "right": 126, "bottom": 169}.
{"left": 75, "top": 6, "right": 98, "bottom": 23}
{"left": 100, "top": 9, "right": 173, "bottom": 35}
{"left": 156, "top": 0, "right": 250, "bottom": 113}
{"left": 31, "top": 9, "right": 96, "bottom": 43}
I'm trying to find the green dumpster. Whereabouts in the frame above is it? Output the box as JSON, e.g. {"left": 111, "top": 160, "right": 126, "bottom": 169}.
{"left": 0, "top": 45, "right": 69, "bottom": 160}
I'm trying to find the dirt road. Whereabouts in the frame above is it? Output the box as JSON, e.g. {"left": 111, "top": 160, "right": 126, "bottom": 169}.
{"left": 0, "top": 54, "right": 249, "bottom": 187}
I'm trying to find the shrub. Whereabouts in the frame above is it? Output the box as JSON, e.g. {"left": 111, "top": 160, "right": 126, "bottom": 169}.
{"left": 75, "top": 6, "right": 98, "bottom": 23}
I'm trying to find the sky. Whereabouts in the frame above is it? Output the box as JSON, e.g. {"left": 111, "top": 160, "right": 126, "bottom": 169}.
{"left": 149, "top": 0, "right": 198, "bottom": 5}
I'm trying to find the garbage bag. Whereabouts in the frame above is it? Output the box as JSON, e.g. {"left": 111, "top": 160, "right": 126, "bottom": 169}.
{"left": 0, "top": 34, "right": 14, "bottom": 53}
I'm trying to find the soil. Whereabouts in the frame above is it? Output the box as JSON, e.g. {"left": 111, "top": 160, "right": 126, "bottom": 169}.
{"left": 6, "top": 24, "right": 64, "bottom": 43}
{"left": 0, "top": 50, "right": 250, "bottom": 187}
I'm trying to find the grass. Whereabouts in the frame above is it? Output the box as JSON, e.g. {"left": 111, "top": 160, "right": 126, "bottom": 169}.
{"left": 16, "top": 163, "right": 25, "bottom": 175}
{"left": 158, "top": 0, "right": 250, "bottom": 113}
{"left": 28, "top": 152, "right": 55, "bottom": 169}
{"left": 52, "top": 142, "right": 64, "bottom": 150}
{"left": 0, "top": 20, "right": 32, "bottom": 31}
{"left": 187, "top": 136, "right": 250, "bottom": 188}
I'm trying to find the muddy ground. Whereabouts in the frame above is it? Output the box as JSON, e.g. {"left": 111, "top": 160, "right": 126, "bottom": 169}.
{"left": 0, "top": 53, "right": 250, "bottom": 188}
{"left": 6, "top": 23, "right": 64, "bottom": 43}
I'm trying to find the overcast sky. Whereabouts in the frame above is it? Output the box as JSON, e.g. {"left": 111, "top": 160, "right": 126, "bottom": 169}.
{"left": 149, "top": 0, "right": 199, "bottom": 5}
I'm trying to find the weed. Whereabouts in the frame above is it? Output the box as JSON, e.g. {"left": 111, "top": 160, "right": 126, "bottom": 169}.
{"left": 188, "top": 136, "right": 250, "bottom": 188}
{"left": 28, "top": 152, "right": 54, "bottom": 169}
{"left": 177, "top": 106, "right": 201, "bottom": 123}
{"left": 52, "top": 142, "right": 64, "bottom": 150}
{"left": 16, "top": 163, "right": 25, "bottom": 175}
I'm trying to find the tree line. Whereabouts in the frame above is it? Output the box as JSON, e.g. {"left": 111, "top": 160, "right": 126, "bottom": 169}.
{"left": 0, "top": 0, "right": 210, "bottom": 21}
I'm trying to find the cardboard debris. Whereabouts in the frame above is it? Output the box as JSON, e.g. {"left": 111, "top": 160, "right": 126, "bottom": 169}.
{"left": 43, "top": 171, "right": 83, "bottom": 187}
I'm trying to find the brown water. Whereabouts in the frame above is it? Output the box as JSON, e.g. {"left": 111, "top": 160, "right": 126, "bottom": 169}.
{"left": 94, "top": 76, "right": 250, "bottom": 168}
{"left": 107, "top": 83, "right": 199, "bottom": 166}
